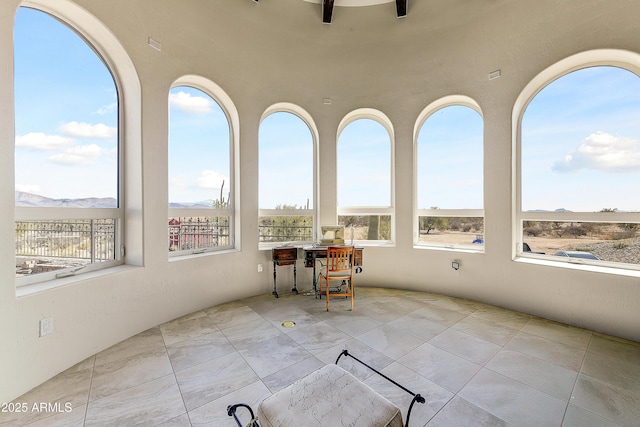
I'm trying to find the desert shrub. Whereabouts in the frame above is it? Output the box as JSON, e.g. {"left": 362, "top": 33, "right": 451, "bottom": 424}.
{"left": 447, "top": 218, "right": 462, "bottom": 231}
{"left": 613, "top": 241, "right": 629, "bottom": 250}
{"left": 565, "top": 224, "right": 587, "bottom": 238}
{"left": 524, "top": 226, "right": 542, "bottom": 237}
{"left": 609, "top": 230, "right": 636, "bottom": 240}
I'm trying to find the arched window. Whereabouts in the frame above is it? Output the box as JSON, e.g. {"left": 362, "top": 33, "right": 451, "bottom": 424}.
{"left": 14, "top": 6, "right": 123, "bottom": 285}
{"left": 415, "top": 100, "right": 484, "bottom": 250}
{"left": 516, "top": 57, "right": 640, "bottom": 269}
{"left": 259, "top": 108, "right": 316, "bottom": 246}
{"left": 168, "top": 82, "right": 235, "bottom": 255}
{"left": 337, "top": 112, "right": 394, "bottom": 244}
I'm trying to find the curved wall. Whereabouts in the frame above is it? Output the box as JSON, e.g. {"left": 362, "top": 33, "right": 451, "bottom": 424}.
{"left": 1, "top": 0, "right": 639, "bottom": 402}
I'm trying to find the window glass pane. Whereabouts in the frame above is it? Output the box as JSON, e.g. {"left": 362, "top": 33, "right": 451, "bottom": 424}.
{"left": 259, "top": 112, "right": 313, "bottom": 209}
{"left": 339, "top": 215, "right": 391, "bottom": 241}
{"left": 523, "top": 221, "right": 639, "bottom": 265}
{"left": 169, "top": 86, "right": 230, "bottom": 207}
{"left": 259, "top": 215, "right": 313, "bottom": 243}
{"left": 16, "top": 219, "right": 116, "bottom": 278}
{"left": 168, "top": 216, "right": 230, "bottom": 252}
{"left": 417, "top": 105, "right": 483, "bottom": 209}
{"left": 338, "top": 119, "right": 391, "bottom": 207}
{"left": 522, "top": 66, "right": 640, "bottom": 212}
{"left": 14, "top": 7, "right": 118, "bottom": 206}
{"left": 418, "top": 216, "right": 484, "bottom": 246}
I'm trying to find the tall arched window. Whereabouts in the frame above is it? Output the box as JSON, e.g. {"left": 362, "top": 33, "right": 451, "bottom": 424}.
{"left": 14, "top": 7, "right": 123, "bottom": 285}
{"left": 168, "top": 82, "right": 234, "bottom": 255}
{"left": 517, "top": 57, "right": 640, "bottom": 269}
{"left": 259, "top": 108, "right": 316, "bottom": 247}
{"left": 337, "top": 113, "right": 394, "bottom": 244}
{"left": 415, "top": 100, "right": 484, "bottom": 250}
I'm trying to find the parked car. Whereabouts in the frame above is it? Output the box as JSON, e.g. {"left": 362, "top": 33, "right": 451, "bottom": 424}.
{"left": 522, "top": 242, "right": 545, "bottom": 254}
{"left": 553, "top": 250, "right": 599, "bottom": 260}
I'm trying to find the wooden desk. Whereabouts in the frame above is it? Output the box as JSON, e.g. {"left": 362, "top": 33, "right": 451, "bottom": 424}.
{"left": 271, "top": 247, "right": 298, "bottom": 298}
{"left": 303, "top": 246, "right": 363, "bottom": 297}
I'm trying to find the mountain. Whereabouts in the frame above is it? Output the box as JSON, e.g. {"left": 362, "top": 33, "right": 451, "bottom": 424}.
{"left": 15, "top": 191, "right": 117, "bottom": 208}
{"left": 526, "top": 208, "right": 573, "bottom": 213}
{"left": 168, "top": 200, "right": 215, "bottom": 209}
{"left": 15, "top": 192, "right": 217, "bottom": 208}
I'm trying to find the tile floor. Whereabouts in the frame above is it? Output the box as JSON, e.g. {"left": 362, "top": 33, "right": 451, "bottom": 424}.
{"left": 1, "top": 287, "right": 639, "bottom": 426}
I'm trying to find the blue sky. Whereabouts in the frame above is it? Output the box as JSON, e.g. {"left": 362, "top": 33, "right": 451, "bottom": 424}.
{"left": 417, "top": 106, "right": 483, "bottom": 209}
{"left": 259, "top": 112, "right": 314, "bottom": 209}
{"left": 13, "top": 7, "right": 640, "bottom": 212}
{"left": 169, "top": 87, "right": 230, "bottom": 205}
{"left": 522, "top": 66, "right": 640, "bottom": 212}
{"left": 338, "top": 119, "right": 391, "bottom": 207}
{"left": 14, "top": 7, "right": 118, "bottom": 200}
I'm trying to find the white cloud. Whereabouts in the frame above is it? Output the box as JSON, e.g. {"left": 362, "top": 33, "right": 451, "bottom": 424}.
{"left": 169, "top": 91, "right": 212, "bottom": 114}
{"left": 59, "top": 121, "right": 117, "bottom": 139}
{"left": 170, "top": 176, "right": 187, "bottom": 189}
{"left": 15, "top": 132, "right": 74, "bottom": 150}
{"left": 196, "top": 170, "right": 228, "bottom": 190}
{"left": 553, "top": 132, "right": 640, "bottom": 173}
{"left": 49, "top": 144, "right": 103, "bottom": 165}
{"left": 95, "top": 102, "right": 117, "bottom": 115}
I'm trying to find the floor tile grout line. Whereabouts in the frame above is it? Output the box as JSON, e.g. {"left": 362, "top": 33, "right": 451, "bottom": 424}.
{"left": 81, "top": 355, "right": 97, "bottom": 427}
{"left": 436, "top": 308, "right": 555, "bottom": 426}
{"left": 474, "top": 312, "right": 585, "bottom": 408}
{"left": 561, "top": 330, "right": 596, "bottom": 427}
{"left": 158, "top": 326, "right": 191, "bottom": 427}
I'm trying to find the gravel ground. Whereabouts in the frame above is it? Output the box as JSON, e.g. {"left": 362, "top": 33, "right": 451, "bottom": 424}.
{"left": 579, "top": 238, "right": 640, "bottom": 264}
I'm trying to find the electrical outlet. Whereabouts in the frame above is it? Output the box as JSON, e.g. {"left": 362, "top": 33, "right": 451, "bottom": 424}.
{"left": 257, "top": 263, "right": 263, "bottom": 272}
{"left": 39, "top": 317, "right": 54, "bottom": 337}
{"left": 451, "top": 260, "right": 461, "bottom": 271}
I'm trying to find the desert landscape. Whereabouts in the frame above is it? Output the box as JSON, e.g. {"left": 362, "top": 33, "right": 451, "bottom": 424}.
{"left": 419, "top": 231, "right": 640, "bottom": 264}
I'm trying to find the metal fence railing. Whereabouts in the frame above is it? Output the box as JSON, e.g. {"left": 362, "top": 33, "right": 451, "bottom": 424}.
{"left": 258, "top": 216, "right": 313, "bottom": 242}
{"left": 15, "top": 219, "right": 116, "bottom": 262}
{"left": 169, "top": 216, "right": 230, "bottom": 251}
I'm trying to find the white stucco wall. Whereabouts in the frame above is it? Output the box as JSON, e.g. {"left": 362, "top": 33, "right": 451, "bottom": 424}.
{"left": 1, "top": 0, "right": 639, "bottom": 403}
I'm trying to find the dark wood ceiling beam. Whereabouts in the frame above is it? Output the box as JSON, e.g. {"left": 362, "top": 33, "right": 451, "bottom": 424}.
{"left": 323, "top": 0, "right": 334, "bottom": 24}
{"left": 396, "top": 0, "right": 407, "bottom": 18}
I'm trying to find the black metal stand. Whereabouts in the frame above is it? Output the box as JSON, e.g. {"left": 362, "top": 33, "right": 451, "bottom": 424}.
{"left": 227, "top": 403, "right": 260, "bottom": 427}
{"left": 335, "top": 349, "right": 426, "bottom": 427}
{"left": 227, "top": 350, "right": 426, "bottom": 427}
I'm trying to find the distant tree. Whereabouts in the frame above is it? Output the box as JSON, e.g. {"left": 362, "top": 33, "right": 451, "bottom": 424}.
{"left": 379, "top": 216, "right": 391, "bottom": 240}
{"left": 423, "top": 216, "right": 446, "bottom": 234}
{"left": 565, "top": 223, "right": 587, "bottom": 238}
{"left": 367, "top": 215, "right": 379, "bottom": 240}
{"left": 340, "top": 216, "right": 358, "bottom": 227}
{"left": 420, "top": 207, "right": 447, "bottom": 235}
{"left": 621, "top": 223, "right": 639, "bottom": 231}
{"left": 259, "top": 201, "right": 313, "bottom": 242}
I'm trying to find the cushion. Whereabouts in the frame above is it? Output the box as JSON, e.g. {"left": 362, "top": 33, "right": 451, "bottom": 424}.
{"left": 257, "top": 364, "right": 403, "bottom": 427}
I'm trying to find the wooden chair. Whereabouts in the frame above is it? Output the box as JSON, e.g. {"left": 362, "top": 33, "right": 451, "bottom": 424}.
{"left": 319, "top": 246, "right": 355, "bottom": 311}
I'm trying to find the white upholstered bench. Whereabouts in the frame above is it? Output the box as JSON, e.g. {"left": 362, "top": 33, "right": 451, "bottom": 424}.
{"left": 228, "top": 350, "right": 424, "bottom": 427}
{"left": 257, "top": 363, "right": 403, "bottom": 427}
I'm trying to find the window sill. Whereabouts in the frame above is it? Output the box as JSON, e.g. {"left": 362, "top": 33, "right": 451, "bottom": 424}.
{"left": 515, "top": 256, "right": 640, "bottom": 278}
{"left": 16, "top": 264, "right": 140, "bottom": 298}
{"left": 258, "top": 241, "right": 396, "bottom": 251}
{"left": 413, "top": 244, "right": 485, "bottom": 254}
{"left": 169, "top": 247, "right": 240, "bottom": 261}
